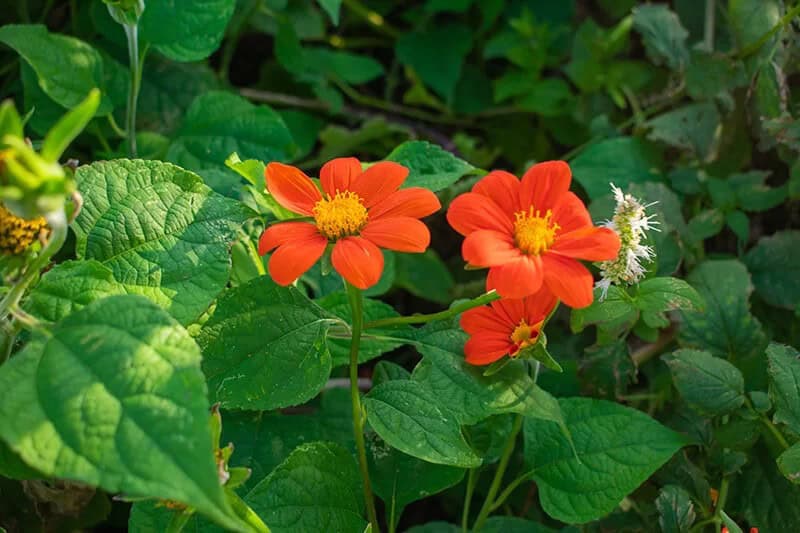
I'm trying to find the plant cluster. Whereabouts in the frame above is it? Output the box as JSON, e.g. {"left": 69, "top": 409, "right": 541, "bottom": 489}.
{"left": 0, "top": 1, "right": 798, "bottom": 533}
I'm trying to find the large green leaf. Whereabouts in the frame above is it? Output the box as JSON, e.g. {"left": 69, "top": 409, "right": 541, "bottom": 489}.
{"left": 678, "top": 260, "right": 767, "bottom": 380}
{"left": 766, "top": 343, "right": 800, "bottom": 434}
{"left": 367, "top": 435, "right": 464, "bottom": 511}
{"left": 778, "top": 443, "right": 800, "bottom": 484}
{"left": 656, "top": 485, "right": 696, "bottom": 533}
{"left": 729, "top": 0, "right": 783, "bottom": 69}
{"left": 646, "top": 103, "right": 721, "bottom": 161}
{"left": 0, "top": 295, "right": 241, "bottom": 530}
{"left": 166, "top": 92, "right": 296, "bottom": 194}
{"left": 198, "top": 276, "right": 335, "bottom": 410}
{"left": 636, "top": 277, "right": 705, "bottom": 328}
{"left": 385, "top": 141, "right": 476, "bottom": 192}
{"left": 570, "top": 137, "right": 663, "bottom": 199}
{"left": 745, "top": 231, "right": 800, "bottom": 310}
{"left": 523, "top": 398, "right": 688, "bottom": 524}
{"left": 247, "top": 442, "right": 365, "bottom": 533}
{"left": 364, "top": 380, "right": 481, "bottom": 468}
{"left": 73, "top": 159, "right": 252, "bottom": 325}
{"left": 0, "top": 24, "right": 112, "bottom": 114}
{"left": 23, "top": 260, "right": 127, "bottom": 322}
{"left": 665, "top": 349, "right": 746, "bottom": 416}
{"left": 411, "top": 318, "right": 565, "bottom": 427}
{"left": 394, "top": 250, "right": 455, "bottom": 304}
{"left": 139, "top": 0, "right": 236, "bottom": 62}
{"left": 632, "top": 4, "right": 690, "bottom": 70}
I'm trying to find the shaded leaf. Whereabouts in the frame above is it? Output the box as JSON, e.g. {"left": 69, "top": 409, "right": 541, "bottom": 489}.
{"left": 665, "top": 349, "right": 746, "bottom": 416}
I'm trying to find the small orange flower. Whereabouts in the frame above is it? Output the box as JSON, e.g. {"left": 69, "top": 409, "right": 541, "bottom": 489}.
{"left": 460, "top": 288, "right": 557, "bottom": 366}
{"left": 447, "top": 161, "right": 620, "bottom": 308}
{"left": 258, "top": 158, "right": 440, "bottom": 289}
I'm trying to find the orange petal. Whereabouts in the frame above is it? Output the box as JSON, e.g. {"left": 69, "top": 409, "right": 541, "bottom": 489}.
{"left": 523, "top": 286, "right": 559, "bottom": 323}
{"left": 350, "top": 161, "right": 409, "bottom": 208}
{"left": 258, "top": 221, "right": 320, "bottom": 255}
{"left": 519, "top": 160, "right": 571, "bottom": 212}
{"left": 541, "top": 253, "right": 594, "bottom": 308}
{"left": 486, "top": 255, "right": 543, "bottom": 299}
{"left": 320, "top": 157, "right": 362, "bottom": 197}
{"left": 461, "top": 306, "right": 513, "bottom": 335}
{"left": 265, "top": 162, "right": 321, "bottom": 216}
{"left": 551, "top": 227, "right": 621, "bottom": 261}
{"left": 267, "top": 235, "right": 327, "bottom": 285}
{"left": 369, "top": 187, "right": 441, "bottom": 220}
{"left": 462, "top": 229, "right": 522, "bottom": 267}
{"left": 361, "top": 217, "right": 430, "bottom": 253}
{"left": 552, "top": 191, "right": 593, "bottom": 234}
{"left": 464, "top": 332, "right": 513, "bottom": 365}
{"left": 490, "top": 297, "right": 526, "bottom": 325}
{"left": 331, "top": 236, "right": 385, "bottom": 289}
{"left": 447, "top": 192, "right": 514, "bottom": 236}
{"left": 472, "top": 170, "right": 521, "bottom": 214}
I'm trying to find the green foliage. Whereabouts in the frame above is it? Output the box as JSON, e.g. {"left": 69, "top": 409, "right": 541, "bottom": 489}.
{"left": 766, "top": 343, "right": 800, "bottom": 434}
{"left": 745, "top": 231, "right": 800, "bottom": 310}
{"left": 665, "top": 349, "right": 745, "bottom": 416}
{"left": 570, "top": 137, "right": 662, "bottom": 199}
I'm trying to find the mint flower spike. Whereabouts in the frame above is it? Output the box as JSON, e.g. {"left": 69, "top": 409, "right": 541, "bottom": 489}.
{"left": 595, "top": 183, "right": 660, "bottom": 300}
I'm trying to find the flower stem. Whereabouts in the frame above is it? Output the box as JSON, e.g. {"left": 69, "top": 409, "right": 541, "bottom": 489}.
{"left": 363, "top": 291, "right": 500, "bottom": 330}
{"left": 736, "top": 2, "right": 800, "bottom": 59}
{"left": 123, "top": 22, "right": 144, "bottom": 157}
{"left": 345, "top": 282, "right": 380, "bottom": 532}
{"left": 227, "top": 488, "right": 271, "bottom": 533}
{"left": 461, "top": 468, "right": 477, "bottom": 532}
{"left": 471, "top": 414, "right": 524, "bottom": 532}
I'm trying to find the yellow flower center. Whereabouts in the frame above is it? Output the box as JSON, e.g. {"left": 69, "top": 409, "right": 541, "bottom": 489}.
{"left": 0, "top": 204, "right": 47, "bottom": 255}
{"left": 513, "top": 207, "right": 559, "bottom": 255}
{"left": 313, "top": 191, "right": 369, "bottom": 240}
{"left": 510, "top": 320, "right": 541, "bottom": 355}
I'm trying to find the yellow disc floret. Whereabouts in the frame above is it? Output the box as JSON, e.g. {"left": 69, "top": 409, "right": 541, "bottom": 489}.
{"left": 513, "top": 207, "right": 559, "bottom": 255}
{"left": 313, "top": 191, "right": 369, "bottom": 240}
{"left": 0, "top": 203, "right": 47, "bottom": 255}
{"left": 510, "top": 319, "right": 542, "bottom": 355}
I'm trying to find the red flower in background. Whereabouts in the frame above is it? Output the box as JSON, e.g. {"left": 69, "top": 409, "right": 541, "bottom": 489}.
{"left": 258, "top": 158, "right": 440, "bottom": 289}
{"left": 460, "top": 288, "right": 558, "bottom": 366}
{"left": 447, "top": 161, "right": 620, "bottom": 308}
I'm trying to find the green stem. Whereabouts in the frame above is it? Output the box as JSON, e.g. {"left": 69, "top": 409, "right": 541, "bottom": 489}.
{"left": 165, "top": 510, "right": 194, "bottom": 533}
{"left": 345, "top": 282, "right": 381, "bottom": 533}
{"left": 704, "top": 0, "right": 716, "bottom": 51}
{"left": 0, "top": 209, "right": 67, "bottom": 320}
{"left": 341, "top": 0, "right": 401, "bottom": 38}
{"left": 471, "top": 414, "right": 524, "bottom": 532}
{"left": 227, "top": 489, "right": 271, "bottom": 533}
{"left": 736, "top": 2, "right": 800, "bottom": 59}
{"left": 123, "top": 22, "right": 143, "bottom": 157}
{"left": 713, "top": 477, "right": 730, "bottom": 533}
{"left": 461, "top": 468, "right": 477, "bottom": 533}
{"left": 489, "top": 471, "right": 534, "bottom": 512}
{"left": 745, "top": 397, "right": 791, "bottom": 450}
{"left": 364, "top": 291, "right": 500, "bottom": 330}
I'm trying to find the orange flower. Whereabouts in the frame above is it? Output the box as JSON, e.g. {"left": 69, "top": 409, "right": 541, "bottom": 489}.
{"left": 258, "top": 158, "right": 440, "bottom": 289}
{"left": 447, "top": 161, "right": 620, "bottom": 308}
{"left": 460, "top": 289, "right": 557, "bottom": 366}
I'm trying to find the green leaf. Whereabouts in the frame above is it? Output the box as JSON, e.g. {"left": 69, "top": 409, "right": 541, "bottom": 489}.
{"left": 524, "top": 398, "right": 688, "bottom": 524}
{"left": 364, "top": 380, "right": 481, "bottom": 468}
{"left": 665, "top": 349, "right": 746, "bottom": 416}
{"left": 247, "top": 442, "right": 365, "bottom": 533}
{"left": 570, "top": 286, "right": 638, "bottom": 337}
{"left": 167, "top": 91, "right": 297, "bottom": 193}
{"left": 305, "top": 48, "right": 384, "bottom": 84}
{"left": 729, "top": 0, "right": 783, "bottom": 68}
{"left": 317, "top": 0, "right": 342, "bottom": 25}
{"left": 778, "top": 443, "right": 800, "bottom": 484}
{"left": 685, "top": 50, "right": 747, "bottom": 100}
{"left": 41, "top": 88, "right": 100, "bottom": 162}
{"left": 315, "top": 292, "right": 412, "bottom": 366}
{"left": 0, "top": 295, "right": 241, "bottom": 530}
{"left": 632, "top": 4, "right": 690, "bottom": 70}
{"left": 372, "top": 361, "right": 411, "bottom": 386}
{"left": 23, "top": 260, "right": 127, "bottom": 322}
{"left": 137, "top": 58, "right": 221, "bottom": 134}
{"left": 479, "top": 517, "right": 556, "bottom": 533}
{"left": 405, "top": 522, "right": 460, "bottom": 533}
{"left": 636, "top": 277, "right": 704, "bottom": 328}
{"left": 393, "top": 250, "right": 455, "bottom": 304}
{"left": 570, "top": 137, "right": 663, "bottom": 199}
{"left": 198, "top": 276, "right": 334, "bottom": 411}
{"left": 656, "top": 485, "right": 696, "bottom": 533}
{"left": 395, "top": 24, "right": 474, "bottom": 103}
{"left": 726, "top": 210, "right": 750, "bottom": 242}
{"left": 139, "top": 0, "right": 236, "bottom": 61}
{"left": 745, "top": 231, "right": 800, "bottom": 310}
{"left": 678, "top": 260, "right": 767, "bottom": 372}
{"left": 646, "top": 103, "right": 721, "bottom": 161}
{"left": 73, "top": 159, "right": 252, "bottom": 325}
{"left": 731, "top": 170, "right": 786, "bottom": 212}
{"left": 411, "top": 318, "right": 566, "bottom": 427}
{"left": 385, "top": 140, "right": 476, "bottom": 192}
{"left": 729, "top": 445, "right": 800, "bottom": 531}
{"left": 367, "top": 435, "right": 464, "bottom": 510}
{"left": 0, "top": 24, "right": 111, "bottom": 114}
{"left": 766, "top": 343, "right": 800, "bottom": 434}
{"left": 687, "top": 209, "right": 725, "bottom": 243}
